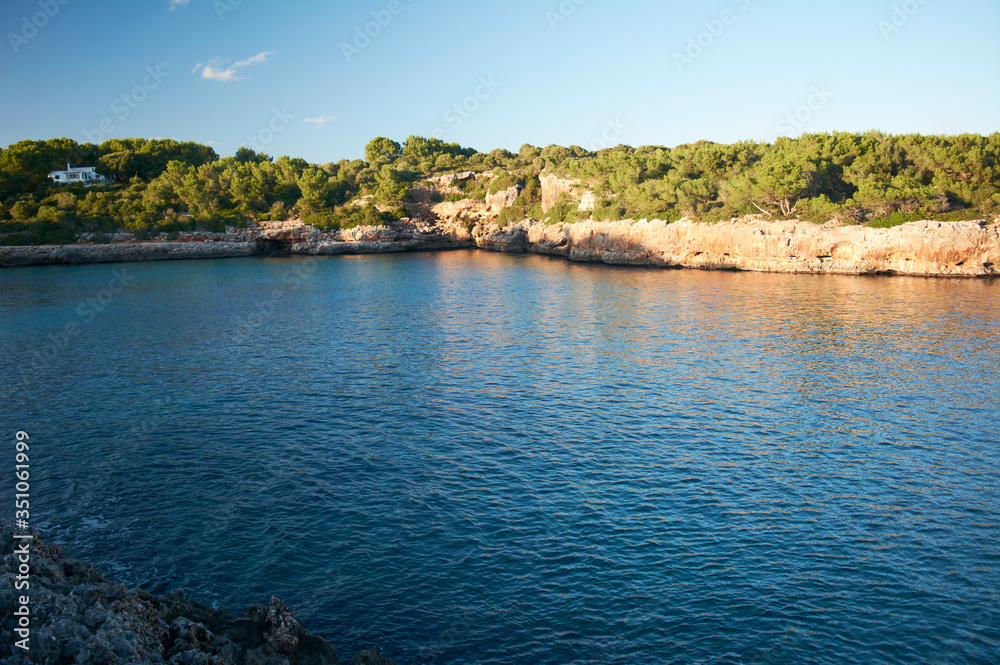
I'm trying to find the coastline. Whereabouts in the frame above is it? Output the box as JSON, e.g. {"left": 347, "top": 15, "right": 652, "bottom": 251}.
{"left": 2, "top": 216, "right": 998, "bottom": 277}
{"left": 0, "top": 241, "right": 261, "bottom": 268}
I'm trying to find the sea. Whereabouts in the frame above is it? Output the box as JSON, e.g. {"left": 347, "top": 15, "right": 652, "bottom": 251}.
{"left": 1, "top": 250, "right": 998, "bottom": 664}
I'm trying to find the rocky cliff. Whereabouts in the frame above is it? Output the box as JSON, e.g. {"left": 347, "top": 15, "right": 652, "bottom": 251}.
{"left": 290, "top": 220, "right": 471, "bottom": 256}
{"left": 539, "top": 174, "right": 592, "bottom": 212}
{"left": 0, "top": 523, "right": 394, "bottom": 665}
{"left": 3, "top": 213, "right": 998, "bottom": 277}
{"left": 0, "top": 241, "right": 260, "bottom": 267}
{"left": 463, "top": 216, "right": 1000, "bottom": 277}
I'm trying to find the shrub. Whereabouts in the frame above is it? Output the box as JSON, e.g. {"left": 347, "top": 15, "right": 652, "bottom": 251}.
{"left": 303, "top": 212, "right": 332, "bottom": 229}
{"left": 1, "top": 233, "right": 32, "bottom": 246}
{"left": 593, "top": 206, "right": 625, "bottom": 222}
{"left": 10, "top": 200, "right": 37, "bottom": 222}
{"left": 497, "top": 205, "right": 530, "bottom": 228}
{"left": 932, "top": 209, "right": 983, "bottom": 221}
{"left": 29, "top": 223, "right": 74, "bottom": 245}
{"left": 488, "top": 170, "right": 524, "bottom": 195}
{"left": 866, "top": 212, "right": 925, "bottom": 228}
{"left": 798, "top": 195, "right": 842, "bottom": 224}
{"left": 866, "top": 208, "right": 983, "bottom": 228}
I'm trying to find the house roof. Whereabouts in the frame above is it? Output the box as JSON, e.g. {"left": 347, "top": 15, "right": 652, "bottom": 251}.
{"left": 48, "top": 166, "right": 102, "bottom": 175}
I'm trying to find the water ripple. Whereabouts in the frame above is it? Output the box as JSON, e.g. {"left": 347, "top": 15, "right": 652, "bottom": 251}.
{"left": 1, "top": 252, "right": 999, "bottom": 664}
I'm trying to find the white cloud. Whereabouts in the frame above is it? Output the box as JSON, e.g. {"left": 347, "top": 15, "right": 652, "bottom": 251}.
{"left": 192, "top": 51, "right": 276, "bottom": 82}
{"left": 304, "top": 114, "right": 337, "bottom": 129}
{"left": 234, "top": 52, "right": 273, "bottom": 68}
{"left": 193, "top": 60, "right": 240, "bottom": 82}
{"left": 168, "top": 0, "right": 189, "bottom": 11}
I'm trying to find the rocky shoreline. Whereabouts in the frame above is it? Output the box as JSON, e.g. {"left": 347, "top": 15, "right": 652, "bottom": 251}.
{"left": 0, "top": 523, "right": 393, "bottom": 665}
{"left": 2, "top": 215, "right": 998, "bottom": 277}
{"left": 0, "top": 241, "right": 261, "bottom": 267}
{"left": 489, "top": 216, "right": 1000, "bottom": 277}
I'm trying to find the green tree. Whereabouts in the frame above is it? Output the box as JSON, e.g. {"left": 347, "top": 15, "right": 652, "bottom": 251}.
{"left": 365, "top": 137, "right": 402, "bottom": 164}
{"left": 10, "top": 200, "right": 36, "bottom": 221}
{"left": 746, "top": 143, "right": 810, "bottom": 217}
{"left": 235, "top": 146, "right": 272, "bottom": 164}
{"left": 518, "top": 144, "right": 541, "bottom": 162}
{"left": 374, "top": 165, "right": 409, "bottom": 204}
{"left": 296, "top": 168, "right": 334, "bottom": 215}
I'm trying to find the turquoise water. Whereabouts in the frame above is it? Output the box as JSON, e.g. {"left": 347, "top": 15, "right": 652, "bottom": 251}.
{"left": 2, "top": 251, "right": 999, "bottom": 664}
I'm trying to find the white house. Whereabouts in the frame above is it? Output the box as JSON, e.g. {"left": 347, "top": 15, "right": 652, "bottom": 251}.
{"left": 48, "top": 164, "right": 111, "bottom": 185}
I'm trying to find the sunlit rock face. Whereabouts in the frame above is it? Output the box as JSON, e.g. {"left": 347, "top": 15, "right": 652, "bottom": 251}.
{"left": 464, "top": 217, "right": 1000, "bottom": 277}
{"left": 3, "top": 213, "right": 997, "bottom": 277}
{"left": 485, "top": 185, "right": 523, "bottom": 211}
{"left": 539, "top": 173, "right": 590, "bottom": 213}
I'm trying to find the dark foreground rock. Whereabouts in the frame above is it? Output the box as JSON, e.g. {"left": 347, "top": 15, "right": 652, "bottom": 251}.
{"left": 0, "top": 522, "right": 392, "bottom": 665}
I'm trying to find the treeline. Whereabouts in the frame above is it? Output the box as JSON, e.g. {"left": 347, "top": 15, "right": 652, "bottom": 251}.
{"left": 1, "top": 132, "right": 997, "bottom": 245}
{"left": 0, "top": 135, "right": 480, "bottom": 244}
{"left": 490, "top": 132, "right": 1000, "bottom": 227}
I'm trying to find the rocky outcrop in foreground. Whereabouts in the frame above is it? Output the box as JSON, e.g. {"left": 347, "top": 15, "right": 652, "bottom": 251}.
{"left": 0, "top": 524, "right": 394, "bottom": 665}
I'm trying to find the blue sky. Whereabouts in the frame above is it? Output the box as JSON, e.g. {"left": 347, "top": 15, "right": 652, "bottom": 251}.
{"left": 1, "top": 0, "right": 998, "bottom": 163}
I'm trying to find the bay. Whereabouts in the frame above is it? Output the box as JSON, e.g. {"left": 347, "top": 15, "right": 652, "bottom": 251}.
{"left": 1, "top": 251, "right": 999, "bottom": 664}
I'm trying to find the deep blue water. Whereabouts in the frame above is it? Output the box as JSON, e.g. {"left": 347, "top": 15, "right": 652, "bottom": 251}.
{"left": 1, "top": 251, "right": 999, "bottom": 664}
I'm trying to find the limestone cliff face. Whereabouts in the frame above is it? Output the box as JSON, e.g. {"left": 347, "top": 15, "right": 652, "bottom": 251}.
{"left": 4, "top": 212, "right": 998, "bottom": 277}
{"left": 539, "top": 174, "right": 593, "bottom": 213}
{"left": 410, "top": 172, "right": 493, "bottom": 205}
{"left": 485, "top": 185, "right": 523, "bottom": 210}
{"left": 291, "top": 220, "right": 471, "bottom": 255}
{"left": 467, "top": 217, "right": 1000, "bottom": 277}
